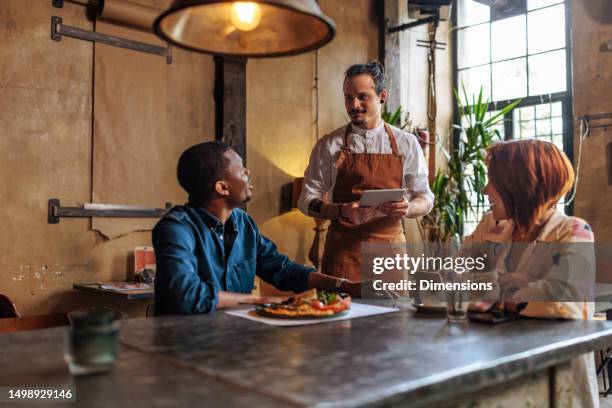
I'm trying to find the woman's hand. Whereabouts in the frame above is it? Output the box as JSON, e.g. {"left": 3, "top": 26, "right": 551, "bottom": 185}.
{"left": 377, "top": 198, "right": 411, "bottom": 220}
{"left": 498, "top": 272, "right": 532, "bottom": 293}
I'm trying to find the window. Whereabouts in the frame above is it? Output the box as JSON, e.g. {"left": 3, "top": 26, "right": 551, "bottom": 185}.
{"left": 455, "top": 0, "right": 572, "bottom": 236}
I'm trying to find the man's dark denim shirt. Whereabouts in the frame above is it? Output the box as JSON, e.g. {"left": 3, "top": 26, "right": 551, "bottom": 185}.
{"left": 152, "top": 203, "right": 314, "bottom": 315}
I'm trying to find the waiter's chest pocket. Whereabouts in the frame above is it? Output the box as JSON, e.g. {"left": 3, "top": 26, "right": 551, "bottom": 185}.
{"left": 229, "top": 258, "right": 257, "bottom": 292}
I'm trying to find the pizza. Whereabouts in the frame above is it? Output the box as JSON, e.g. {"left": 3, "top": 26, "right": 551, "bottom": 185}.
{"left": 255, "top": 289, "right": 351, "bottom": 319}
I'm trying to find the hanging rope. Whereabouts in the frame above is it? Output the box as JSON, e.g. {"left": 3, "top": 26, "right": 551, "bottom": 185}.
{"left": 564, "top": 116, "right": 588, "bottom": 205}
{"left": 427, "top": 22, "right": 438, "bottom": 123}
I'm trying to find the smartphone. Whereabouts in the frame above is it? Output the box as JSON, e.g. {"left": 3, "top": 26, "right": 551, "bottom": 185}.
{"left": 469, "top": 312, "right": 519, "bottom": 324}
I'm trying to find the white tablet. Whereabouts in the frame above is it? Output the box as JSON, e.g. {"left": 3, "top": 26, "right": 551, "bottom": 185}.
{"left": 359, "top": 189, "right": 406, "bottom": 207}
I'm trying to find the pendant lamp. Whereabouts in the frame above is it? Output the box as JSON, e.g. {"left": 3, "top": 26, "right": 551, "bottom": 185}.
{"left": 154, "top": 0, "right": 336, "bottom": 58}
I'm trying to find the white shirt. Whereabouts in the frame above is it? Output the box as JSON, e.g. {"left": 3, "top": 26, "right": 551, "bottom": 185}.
{"left": 298, "top": 122, "right": 434, "bottom": 215}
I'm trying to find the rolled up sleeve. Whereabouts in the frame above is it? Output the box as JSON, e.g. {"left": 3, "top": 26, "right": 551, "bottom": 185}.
{"left": 298, "top": 137, "right": 333, "bottom": 215}
{"left": 255, "top": 232, "right": 314, "bottom": 293}
{"left": 403, "top": 133, "right": 434, "bottom": 213}
{"left": 153, "top": 220, "right": 218, "bottom": 314}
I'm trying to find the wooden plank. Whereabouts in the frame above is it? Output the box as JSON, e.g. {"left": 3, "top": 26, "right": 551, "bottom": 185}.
{"left": 0, "top": 313, "right": 68, "bottom": 333}
{"left": 73, "top": 284, "right": 154, "bottom": 300}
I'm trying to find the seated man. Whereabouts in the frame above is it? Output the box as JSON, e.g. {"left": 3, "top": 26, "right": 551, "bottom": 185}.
{"left": 153, "top": 141, "right": 360, "bottom": 315}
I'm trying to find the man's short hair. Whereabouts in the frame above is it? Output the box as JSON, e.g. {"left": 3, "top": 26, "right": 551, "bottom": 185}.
{"left": 177, "top": 141, "right": 232, "bottom": 202}
{"left": 344, "top": 60, "right": 387, "bottom": 95}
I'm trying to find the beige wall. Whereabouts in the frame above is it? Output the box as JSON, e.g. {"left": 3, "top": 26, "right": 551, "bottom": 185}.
{"left": 0, "top": 0, "right": 214, "bottom": 315}
{"left": 571, "top": 0, "right": 612, "bottom": 281}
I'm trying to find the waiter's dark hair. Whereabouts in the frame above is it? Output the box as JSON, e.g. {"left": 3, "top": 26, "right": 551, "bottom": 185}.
{"left": 344, "top": 61, "right": 387, "bottom": 95}
{"left": 177, "top": 141, "right": 232, "bottom": 202}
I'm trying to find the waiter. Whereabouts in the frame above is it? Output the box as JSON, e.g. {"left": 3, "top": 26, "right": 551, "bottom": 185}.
{"left": 297, "top": 61, "right": 434, "bottom": 282}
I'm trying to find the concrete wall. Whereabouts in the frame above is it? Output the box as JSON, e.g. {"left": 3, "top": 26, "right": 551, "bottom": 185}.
{"left": 384, "top": 1, "right": 453, "bottom": 241}
{"left": 0, "top": 0, "right": 214, "bottom": 316}
{"left": 570, "top": 0, "right": 612, "bottom": 281}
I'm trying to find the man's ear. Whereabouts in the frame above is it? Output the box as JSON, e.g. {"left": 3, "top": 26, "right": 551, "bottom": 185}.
{"left": 379, "top": 89, "right": 388, "bottom": 104}
{"left": 214, "top": 180, "right": 229, "bottom": 197}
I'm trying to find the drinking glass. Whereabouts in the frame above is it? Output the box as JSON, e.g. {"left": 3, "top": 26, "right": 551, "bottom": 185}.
{"left": 64, "top": 308, "right": 120, "bottom": 375}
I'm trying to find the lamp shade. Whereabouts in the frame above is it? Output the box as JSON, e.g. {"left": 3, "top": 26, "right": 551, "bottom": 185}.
{"left": 153, "top": 0, "right": 336, "bottom": 58}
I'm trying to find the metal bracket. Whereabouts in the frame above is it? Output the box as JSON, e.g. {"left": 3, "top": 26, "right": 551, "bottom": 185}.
{"left": 577, "top": 112, "right": 612, "bottom": 132}
{"left": 388, "top": 15, "right": 438, "bottom": 34}
{"left": 51, "top": 16, "right": 173, "bottom": 64}
{"left": 417, "top": 39, "right": 446, "bottom": 51}
{"left": 48, "top": 199, "right": 172, "bottom": 224}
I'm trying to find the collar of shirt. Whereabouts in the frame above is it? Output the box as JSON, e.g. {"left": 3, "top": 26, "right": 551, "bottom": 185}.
{"left": 482, "top": 210, "right": 567, "bottom": 243}
{"left": 191, "top": 205, "right": 239, "bottom": 233}
{"left": 350, "top": 120, "right": 385, "bottom": 140}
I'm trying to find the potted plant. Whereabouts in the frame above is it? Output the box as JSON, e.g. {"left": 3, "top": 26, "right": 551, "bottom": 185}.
{"left": 421, "top": 86, "right": 520, "bottom": 242}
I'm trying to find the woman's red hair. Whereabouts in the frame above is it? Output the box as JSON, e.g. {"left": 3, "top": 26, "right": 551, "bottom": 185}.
{"left": 486, "top": 139, "right": 574, "bottom": 230}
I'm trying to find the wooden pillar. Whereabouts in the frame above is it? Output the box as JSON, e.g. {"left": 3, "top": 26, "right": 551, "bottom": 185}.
{"left": 214, "top": 56, "right": 247, "bottom": 164}
{"left": 383, "top": 0, "right": 402, "bottom": 112}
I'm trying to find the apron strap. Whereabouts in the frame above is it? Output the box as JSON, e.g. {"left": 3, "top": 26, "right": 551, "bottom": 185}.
{"left": 384, "top": 123, "right": 400, "bottom": 159}
{"left": 344, "top": 123, "right": 399, "bottom": 157}
{"left": 342, "top": 125, "right": 352, "bottom": 153}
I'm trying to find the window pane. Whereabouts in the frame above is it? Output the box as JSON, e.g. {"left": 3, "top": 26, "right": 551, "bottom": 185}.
{"left": 458, "top": 24, "right": 490, "bottom": 69}
{"left": 551, "top": 101, "right": 562, "bottom": 117}
{"left": 458, "top": 65, "right": 491, "bottom": 102}
{"left": 528, "top": 4, "right": 565, "bottom": 54}
{"left": 528, "top": 0, "right": 563, "bottom": 11}
{"left": 492, "top": 58, "right": 527, "bottom": 101}
{"left": 552, "top": 134, "right": 564, "bottom": 151}
{"left": 458, "top": 0, "right": 490, "bottom": 26}
{"left": 536, "top": 119, "right": 551, "bottom": 136}
{"left": 519, "top": 119, "right": 535, "bottom": 139}
{"left": 535, "top": 104, "right": 550, "bottom": 119}
{"left": 518, "top": 105, "right": 535, "bottom": 121}
{"left": 552, "top": 116, "right": 563, "bottom": 134}
{"left": 491, "top": 15, "right": 526, "bottom": 62}
{"left": 528, "top": 50, "right": 566, "bottom": 95}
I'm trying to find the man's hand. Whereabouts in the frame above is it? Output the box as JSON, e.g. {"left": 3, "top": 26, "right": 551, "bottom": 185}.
{"left": 377, "top": 198, "right": 411, "bottom": 220}
{"left": 217, "top": 291, "right": 288, "bottom": 309}
{"left": 341, "top": 202, "right": 382, "bottom": 225}
{"left": 342, "top": 281, "right": 362, "bottom": 298}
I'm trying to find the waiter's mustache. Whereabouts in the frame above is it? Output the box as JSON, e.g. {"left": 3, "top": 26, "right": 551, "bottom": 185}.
{"left": 349, "top": 109, "right": 366, "bottom": 115}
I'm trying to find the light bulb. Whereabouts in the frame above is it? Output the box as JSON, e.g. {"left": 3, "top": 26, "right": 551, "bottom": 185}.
{"left": 230, "top": 2, "right": 262, "bottom": 31}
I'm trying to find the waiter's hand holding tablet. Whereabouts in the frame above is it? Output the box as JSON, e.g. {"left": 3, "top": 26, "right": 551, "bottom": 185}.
{"left": 362, "top": 189, "right": 411, "bottom": 221}
{"left": 359, "top": 189, "right": 407, "bottom": 207}
{"left": 340, "top": 189, "right": 411, "bottom": 224}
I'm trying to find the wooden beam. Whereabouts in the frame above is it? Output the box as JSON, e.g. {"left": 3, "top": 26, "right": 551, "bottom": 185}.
{"left": 214, "top": 56, "right": 247, "bottom": 164}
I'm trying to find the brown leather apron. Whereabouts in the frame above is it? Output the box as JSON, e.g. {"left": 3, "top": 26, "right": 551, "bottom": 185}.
{"left": 322, "top": 123, "right": 406, "bottom": 282}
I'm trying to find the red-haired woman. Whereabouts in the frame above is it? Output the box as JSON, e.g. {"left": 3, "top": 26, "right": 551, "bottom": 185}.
{"left": 465, "top": 139, "right": 598, "bottom": 407}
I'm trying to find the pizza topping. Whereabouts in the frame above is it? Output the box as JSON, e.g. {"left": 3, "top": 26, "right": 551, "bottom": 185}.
{"left": 258, "top": 290, "right": 351, "bottom": 318}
